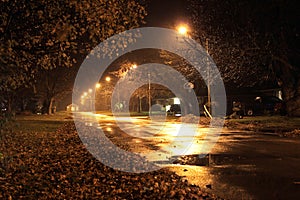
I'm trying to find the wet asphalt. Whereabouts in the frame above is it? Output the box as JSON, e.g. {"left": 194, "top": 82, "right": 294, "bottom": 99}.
{"left": 76, "top": 112, "right": 300, "bottom": 199}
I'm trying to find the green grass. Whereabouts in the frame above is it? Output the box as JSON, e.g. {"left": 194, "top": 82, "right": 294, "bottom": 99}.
{"left": 95, "top": 111, "right": 151, "bottom": 117}
{"left": 3, "top": 111, "right": 298, "bottom": 134}
{"left": 10, "top": 120, "right": 66, "bottom": 132}
{"left": 227, "top": 116, "right": 300, "bottom": 130}
{"left": 2, "top": 111, "right": 73, "bottom": 133}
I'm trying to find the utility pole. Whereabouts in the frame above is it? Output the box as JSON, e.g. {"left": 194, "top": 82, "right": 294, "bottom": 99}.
{"left": 148, "top": 72, "right": 151, "bottom": 112}
{"left": 206, "top": 38, "right": 211, "bottom": 114}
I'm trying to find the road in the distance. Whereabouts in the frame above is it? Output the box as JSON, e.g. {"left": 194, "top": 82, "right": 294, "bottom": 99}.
{"left": 75, "top": 112, "right": 300, "bottom": 200}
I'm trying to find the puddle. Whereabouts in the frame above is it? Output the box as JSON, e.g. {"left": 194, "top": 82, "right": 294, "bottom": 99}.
{"left": 166, "top": 164, "right": 255, "bottom": 200}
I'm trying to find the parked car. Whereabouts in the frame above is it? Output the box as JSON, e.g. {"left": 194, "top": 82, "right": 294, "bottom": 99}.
{"left": 167, "top": 104, "right": 181, "bottom": 117}
{"left": 0, "top": 101, "right": 7, "bottom": 115}
{"left": 244, "top": 96, "right": 286, "bottom": 116}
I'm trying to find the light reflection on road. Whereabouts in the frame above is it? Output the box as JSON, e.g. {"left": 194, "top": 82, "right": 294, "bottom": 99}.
{"left": 75, "top": 112, "right": 221, "bottom": 164}
{"left": 74, "top": 112, "right": 300, "bottom": 200}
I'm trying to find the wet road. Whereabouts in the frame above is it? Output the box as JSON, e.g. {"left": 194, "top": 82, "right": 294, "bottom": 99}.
{"left": 75, "top": 112, "right": 300, "bottom": 199}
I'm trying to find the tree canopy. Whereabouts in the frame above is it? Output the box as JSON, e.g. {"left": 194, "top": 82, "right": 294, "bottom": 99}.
{"left": 0, "top": 0, "right": 146, "bottom": 113}
{"left": 186, "top": 0, "right": 300, "bottom": 116}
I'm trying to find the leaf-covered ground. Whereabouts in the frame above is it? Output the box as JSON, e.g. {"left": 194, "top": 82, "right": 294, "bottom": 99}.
{"left": 0, "top": 122, "right": 219, "bottom": 199}
{"left": 224, "top": 116, "right": 300, "bottom": 136}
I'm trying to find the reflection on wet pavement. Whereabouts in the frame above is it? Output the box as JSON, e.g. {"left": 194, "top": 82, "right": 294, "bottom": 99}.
{"left": 75, "top": 112, "right": 300, "bottom": 200}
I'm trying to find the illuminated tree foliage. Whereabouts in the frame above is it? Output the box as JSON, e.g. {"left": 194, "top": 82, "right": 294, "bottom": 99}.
{"left": 187, "top": 0, "right": 300, "bottom": 116}
{"left": 0, "top": 0, "right": 146, "bottom": 113}
{"left": 106, "top": 49, "right": 178, "bottom": 112}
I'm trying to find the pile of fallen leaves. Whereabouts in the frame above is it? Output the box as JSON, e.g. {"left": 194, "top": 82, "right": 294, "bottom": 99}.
{"left": 224, "top": 120, "right": 263, "bottom": 131}
{"left": 177, "top": 114, "right": 211, "bottom": 126}
{"left": 0, "top": 122, "right": 219, "bottom": 199}
{"left": 280, "top": 129, "right": 300, "bottom": 137}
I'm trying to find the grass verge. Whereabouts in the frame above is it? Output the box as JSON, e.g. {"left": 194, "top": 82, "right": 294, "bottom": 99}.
{"left": 1, "top": 111, "right": 73, "bottom": 133}
{"left": 225, "top": 116, "right": 300, "bottom": 135}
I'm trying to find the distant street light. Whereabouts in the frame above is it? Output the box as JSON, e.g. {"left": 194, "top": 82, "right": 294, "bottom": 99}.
{"left": 116, "top": 63, "right": 138, "bottom": 112}
{"left": 105, "top": 76, "right": 111, "bottom": 82}
{"left": 94, "top": 83, "right": 101, "bottom": 111}
{"left": 131, "top": 64, "right": 137, "bottom": 69}
{"left": 95, "top": 83, "right": 101, "bottom": 89}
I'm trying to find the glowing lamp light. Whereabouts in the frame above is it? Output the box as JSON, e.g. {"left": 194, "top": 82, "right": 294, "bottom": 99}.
{"left": 105, "top": 76, "right": 111, "bottom": 82}
{"left": 178, "top": 25, "right": 188, "bottom": 35}
{"left": 132, "top": 64, "right": 137, "bottom": 69}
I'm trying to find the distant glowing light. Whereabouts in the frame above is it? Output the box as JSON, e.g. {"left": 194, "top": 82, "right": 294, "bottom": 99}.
{"left": 174, "top": 97, "right": 180, "bottom": 104}
{"left": 96, "top": 83, "right": 101, "bottom": 89}
{"left": 132, "top": 64, "right": 137, "bottom": 69}
{"left": 106, "top": 76, "right": 111, "bottom": 82}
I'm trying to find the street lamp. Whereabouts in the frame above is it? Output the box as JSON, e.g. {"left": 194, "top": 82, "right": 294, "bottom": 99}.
{"left": 148, "top": 72, "right": 151, "bottom": 112}
{"left": 105, "top": 76, "right": 111, "bottom": 82}
{"left": 177, "top": 24, "right": 211, "bottom": 115}
{"left": 115, "top": 63, "right": 138, "bottom": 112}
{"left": 95, "top": 83, "right": 101, "bottom": 89}
{"left": 131, "top": 64, "right": 137, "bottom": 69}
{"left": 81, "top": 92, "right": 88, "bottom": 111}
{"left": 205, "top": 39, "right": 211, "bottom": 114}
{"left": 88, "top": 89, "right": 93, "bottom": 111}
{"left": 94, "top": 83, "right": 101, "bottom": 111}
{"left": 102, "top": 76, "right": 111, "bottom": 110}
{"left": 177, "top": 24, "right": 188, "bottom": 36}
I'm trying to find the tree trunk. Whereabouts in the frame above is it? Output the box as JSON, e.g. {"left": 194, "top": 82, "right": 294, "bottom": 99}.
{"left": 47, "top": 97, "right": 54, "bottom": 115}
{"left": 5, "top": 93, "right": 15, "bottom": 119}
{"left": 138, "top": 96, "right": 142, "bottom": 113}
{"left": 274, "top": 57, "right": 300, "bottom": 117}
{"left": 7, "top": 97, "right": 12, "bottom": 114}
{"left": 282, "top": 80, "right": 300, "bottom": 117}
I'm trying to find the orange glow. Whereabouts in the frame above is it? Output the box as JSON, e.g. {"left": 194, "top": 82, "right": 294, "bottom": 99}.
{"left": 95, "top": 83, "right": 101, "bottom": 89}
{"left": 132, "top": 64, "right": 137, "bottom": 69}
{"left": 105, "top": 76, "right": 111, "bottom": 82}
{"left": 177, "top": 25, "right": 188, "bottom": 35}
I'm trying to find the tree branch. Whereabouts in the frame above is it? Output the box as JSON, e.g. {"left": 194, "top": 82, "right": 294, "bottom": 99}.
{"left": 272, "top": 55, "right": 296, "bottom": 70}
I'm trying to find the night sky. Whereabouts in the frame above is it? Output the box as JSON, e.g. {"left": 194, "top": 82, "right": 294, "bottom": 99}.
{"left": 145, "top": 0, "right": 189, "bottom": 28}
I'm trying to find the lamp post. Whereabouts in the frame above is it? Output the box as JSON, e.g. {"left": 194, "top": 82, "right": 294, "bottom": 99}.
{"left": 148, "top": 72, "right": 151, "bottom": 112}
{"left": 92, "top": 78, "right": 110, "bottom": 111}
{"left": 88, "top": 89, "right": 93, "bottom": 111}
{"left": 95, "top": 83, "right": 101, "bottom": 111}
{"left": 117, "top": 63, "right": 138, "bottom": 112}
{"left": 81, "top": 92, "right": 88, "bottom": 111}
{"left": 205, "top": 38, "right": 211, "bottom": 114}
{"left": 105, "top": 76, "right": 111, "bottom": 110}
{"left": 177, "top": 24, "right": 211, "bottom": 115}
